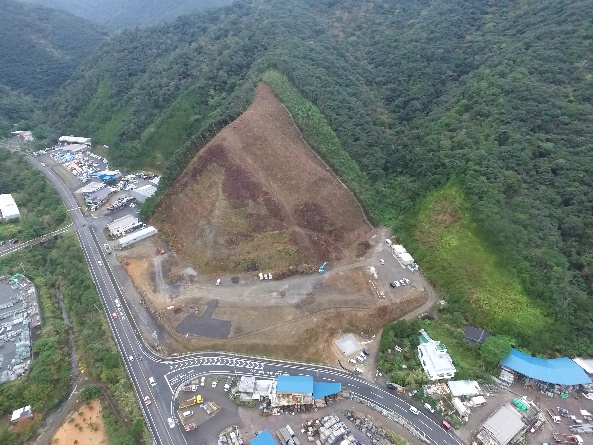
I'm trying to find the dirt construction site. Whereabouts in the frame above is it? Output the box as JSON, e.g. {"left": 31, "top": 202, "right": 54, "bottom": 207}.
{"left": 117, "top": 84, "right": 435, "bottom": 362}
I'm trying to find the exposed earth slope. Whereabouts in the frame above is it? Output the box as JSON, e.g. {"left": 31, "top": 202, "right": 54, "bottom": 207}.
{"left": 153, "top": 84, "right": 371, "bottom": 275}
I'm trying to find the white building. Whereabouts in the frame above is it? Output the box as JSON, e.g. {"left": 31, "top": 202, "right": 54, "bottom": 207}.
{"left": 107, "top": 215, "right": 142, "bottom": 238}
{"left": 58, "top": 136, "right": 91, "bottom": 145}
{"left": 418, "top": 329, "right": 456, "bottom": 380}
{"left": 118, "top": 226, "right": 157, "bottom": 248}
{"left": 131, "top": 184, "right": 157, "bottom": 203}
{"left": 0, "top": 194, "right": 20, "bottom": 220}
{"left": 399, "top": 252, "right": 414, "bottom": 266}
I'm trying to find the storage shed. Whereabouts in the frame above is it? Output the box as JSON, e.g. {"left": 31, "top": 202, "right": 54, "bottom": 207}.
{"left": 399, "top": 252, "right": 414, "bottom": 265}
{"left": 131, "top": 184, "right": 157, "bottom": 203}
{"left": 0, "top": 194, "right": 20, "bottom": 220}
{"left": 118, "top": 226, "right": 157, "bottom": 248}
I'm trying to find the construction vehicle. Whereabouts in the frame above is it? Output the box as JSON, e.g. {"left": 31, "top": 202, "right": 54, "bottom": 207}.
{"left": 548, "top": 408, "right": 561, "bottom": 423}
{"left": 318, "top": 261, "right": 328, "bottom": 273}
{"left": 552, "top": 434, "right": 583, "bottom": 444}
{"left": 179, "top": 395, "right": 202, "bottom": 409}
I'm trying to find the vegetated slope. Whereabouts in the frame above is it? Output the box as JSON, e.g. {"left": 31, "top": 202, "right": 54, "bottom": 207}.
{"left": 153, "top": 84, "right": 371, "bottom": 274}
{"left": 0, "top": 0, "right": 106, "bottom": 97}
{"left": 50, "top": 0, "right": 593, "bottom": 355}
{"left": 20, "top": 0, "right": 232, "bottom": 30}
{"left": 0, "top": 85, "right": 37, "bottom": 137}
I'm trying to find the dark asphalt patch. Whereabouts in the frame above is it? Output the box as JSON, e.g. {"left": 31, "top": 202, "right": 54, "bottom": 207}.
{"left": 176, "top": 299, "right": 231, "bottom": 338}
{"left": 231, "top": 276, "right": 239, "bottom": 284}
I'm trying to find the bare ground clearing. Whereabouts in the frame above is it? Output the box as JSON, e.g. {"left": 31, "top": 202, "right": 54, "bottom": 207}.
{"left": 52, "top": 399, "right": 108, "bottom": 445}
{"left": 152, "top": 83, "right": 371, "bottom": 276}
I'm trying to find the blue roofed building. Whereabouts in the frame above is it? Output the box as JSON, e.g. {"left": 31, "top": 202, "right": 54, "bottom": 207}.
{"left": 500, "top": 349, "right": 592, "bottom": 386}
{"left": 251, "top": 430, "right": 277, "bottom": 445}
{"left": 276, "top": 375, "right": 313, "bottom": 394}
{"left": 313, "top": 382, "right": 342, "bottom": 400}
{"left": 271, "top": 375, "right": 341, "bottom": 407}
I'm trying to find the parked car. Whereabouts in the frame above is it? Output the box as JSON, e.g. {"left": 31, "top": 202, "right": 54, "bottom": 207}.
{"left": 200, "top": 376, "right": 205, "bottom": 386}
{"left": 212, "top": 379, "right": 218, "bottom": 388}
{"left": 390, "top": 282, "right": 397, "bottom": 288}
{"left": 348, "top": 358, "right": 356, "bottom": 365}
{"left": 362, "top": 349, "right": 370, "bottom": 356}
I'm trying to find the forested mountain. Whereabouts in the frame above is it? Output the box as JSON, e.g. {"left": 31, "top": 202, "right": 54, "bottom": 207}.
{"left": 47, "top": 0, "right": 593, "bottom": 355}
{"left": 18, "top": 0, "right": 232, "bottom": 30}
{"left": 0, "top": 0, "right": 106, "bottom": 98}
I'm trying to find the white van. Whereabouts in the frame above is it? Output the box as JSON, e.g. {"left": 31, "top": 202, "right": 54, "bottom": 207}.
{"left": 149, "top": 377, "right": 156, "bottom": 386}
{"left": 182, "top": 411, "right": 193, "bottom": 418}
{"left": 424, "top": 403, "right": 435, "bottom": 413}
{"left": 409, "top": 406, "right": 419, "bottom": 415}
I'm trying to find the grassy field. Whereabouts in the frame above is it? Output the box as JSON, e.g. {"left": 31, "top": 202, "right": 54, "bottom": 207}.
{"left": 411, "top": 184, "right": 548, "bottom": 345}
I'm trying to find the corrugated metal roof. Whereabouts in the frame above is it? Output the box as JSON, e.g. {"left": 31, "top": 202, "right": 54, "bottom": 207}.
{"left": 250, "top": 430, "right": 277, "bottom": 445}
{"left": 276, "top": 375, "right": 313, "bottom": 394}
{"left": 500, "top": 349, "right": 592, "bottom": 385}
{"left": 482, "top": 404, "right": 525, "bottom": 445}
{"left": 313, "top": 382, "right": 341, "bottom": 399}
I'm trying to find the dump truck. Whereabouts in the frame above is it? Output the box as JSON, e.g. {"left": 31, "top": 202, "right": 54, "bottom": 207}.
{"left": 179, "top": 395, "right": 202, "bottom": 409}
{"left": 548, "top": 409, "right": 562, "bottom": 423}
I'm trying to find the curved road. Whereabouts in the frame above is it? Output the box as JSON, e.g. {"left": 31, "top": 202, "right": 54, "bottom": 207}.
{"left": 23, "top": 153, "right": 464, "bottom": 445}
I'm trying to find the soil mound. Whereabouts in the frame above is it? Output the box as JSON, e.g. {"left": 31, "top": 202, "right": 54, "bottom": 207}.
{"left": 153, "top": 83, "right": 371, "bottom": 274}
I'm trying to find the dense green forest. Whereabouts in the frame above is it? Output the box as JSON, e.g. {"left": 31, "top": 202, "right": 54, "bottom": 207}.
{"left": 0, "top": 0, "right": 106, "bottom": 98}
{"left": 0, "top": 86, "right": 37, "bottom": 137}
{"left": 0, "top": 234, "right": 145, "bottom": 444}
{"left": 19, "top": 0, "right": 232, "bottom": 30}
{"left": 37, "top": 0, "right": 593, "bottom": 356}
{"left": 0, "top": 149, "right": 68, "bottom": 240}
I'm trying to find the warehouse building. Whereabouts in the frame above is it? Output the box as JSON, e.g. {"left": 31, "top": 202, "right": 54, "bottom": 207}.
{"left": 107, "top": 215, "right": 143, "bottom": 238}
{"left": 58, "top": 135, "right": 91, "bottom": 145}
{"left": 418, "top": 329, "right": 456, "bottom": 380}
{"left": 270, "top": 375, "right": 341, "bottom": 407}
{"left": 0, "top": 194, "right": 20, "bottom": 221}
{"left": 118, "top": 226, "right": 157, "bottom": 249}
{"left": 251, "top": 430, "right": 277, "bottom": 445}
{"left": 476, "top": 403, "right": 533, "bottom": 445}
{"left": 131, "top": 184, "right": 157, "bottom": 203}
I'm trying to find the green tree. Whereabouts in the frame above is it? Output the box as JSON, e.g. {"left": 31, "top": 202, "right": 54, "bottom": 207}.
{"left": 480, "top": 336, "right": 512, "bottom": 366}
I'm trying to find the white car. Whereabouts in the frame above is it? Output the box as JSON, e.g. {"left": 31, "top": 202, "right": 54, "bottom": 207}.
{"left": 268, "top": 273, "right": 273, "bottom": 280}
{"left": 129, "top": 203, "right": 136, "bottom": 208}
{"left": 129, "top": 355, "right": 134, "bottom": 361}
{"left": 97, "top": 260, "right": 103, "bottom": 266}
{"left": 400, "top": 280, "right": 406, "bottom": 286}
{"left": 200, "top": 376, "right": 205, "bottom": 386}
{"left": 348, "top": 359, "right": 356, "bottom": 365}
{"left": 259, "top": 273, "right": 264, "bottom": 280}
{"left": 263, "top": 273, "right": 268, "bottom": 280}
{"left": 395, "top": 281, "right": 401, "bottom": 287}
{"left": 404, "top": 278, "right": 410, "bottom": 284}
{"left": 212, "top": 380, "right": 218, "bottom": 388}
{"left": 167, "top": 417, "right": 175, "bottom": 428}
{"left": 380, "top": 259, "right": 385, "bottom": 265}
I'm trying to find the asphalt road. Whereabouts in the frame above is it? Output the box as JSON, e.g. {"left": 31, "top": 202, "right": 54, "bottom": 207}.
{"left": 23, "top": 153, "right": 465, "bottom": 445}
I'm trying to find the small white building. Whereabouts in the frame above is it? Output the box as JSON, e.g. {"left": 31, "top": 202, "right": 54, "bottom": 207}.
{"left": 131, "top": 184, "right": 157, "bottom": 203}
{"left": 418, "top": 329, "right": 456, "bottom": 380}
{"left": 399, "top": 252, "right": 414, "bottom": 265}
{"left": 118, "top": 226, "right": 157, "bottom": 248}
{"left": 0, "top": 194, "right": 20, "bottom": 220}
{"left": 58, "top": 135, "right": 91, "bottom": 145}
{"left": 448, "top": 380, "right": 481, "bottom": 397}
{"left": 107, "top": 215, "right": 142, "bottom": 238}
{"left": 392, "top": 244, "right": 407, "bottom": 256}
{"left": 11, "top": 405, "right": 32, "bottom": 423}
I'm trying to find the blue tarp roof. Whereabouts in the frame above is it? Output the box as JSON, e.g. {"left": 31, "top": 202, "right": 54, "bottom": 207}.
{"left": 276, "top": 375, "right": 313, "bottom": 394}
{"left": 251, "top": 430, "right": 277, "bottom": 445}
{"left": 500, "top": 349, "right": 592, "bottom": 385}
{"left": 313, "top": 382, "right": 341, "bottom": 399}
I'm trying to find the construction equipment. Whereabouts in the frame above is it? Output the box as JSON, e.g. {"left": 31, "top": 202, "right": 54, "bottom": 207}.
{"left": 179, "top": 395, "right": 202, "bottom": 409}
{"left": 318, "top": 261, "right": 328, "bottom": 273}
{"left": 547, "top": 408, "right": 561, "bottom": 423}
{"left": 552, "top": 433, "right": 583, "bottom": 444}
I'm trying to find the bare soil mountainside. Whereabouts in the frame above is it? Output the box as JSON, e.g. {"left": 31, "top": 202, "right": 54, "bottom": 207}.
{"left": 153, "top": 83, "right": 371, "bottom": 275}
